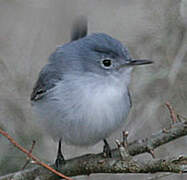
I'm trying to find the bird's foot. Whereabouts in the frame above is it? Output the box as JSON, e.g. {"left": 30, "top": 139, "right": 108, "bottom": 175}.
{"left": 55, "top": 139, "right": 65, "bottom": 168}
{"left": 103, "top": 139, "right": 112, "bottom": 158}
{"left": 115, "top": 131, "right": 132, "bottom": 161}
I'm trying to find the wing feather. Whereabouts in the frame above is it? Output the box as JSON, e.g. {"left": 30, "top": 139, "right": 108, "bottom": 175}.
{"left": 30, "top": 63, "right": 62, "bottom": 101}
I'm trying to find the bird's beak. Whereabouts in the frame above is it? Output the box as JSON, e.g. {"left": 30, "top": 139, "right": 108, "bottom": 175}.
{"left": 119, "top": 59, "right": 153, "bottom": 69}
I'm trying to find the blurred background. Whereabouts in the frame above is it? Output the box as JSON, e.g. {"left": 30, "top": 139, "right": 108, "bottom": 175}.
{"left": 0, "top": 0, "right": 187, "bottom": 179}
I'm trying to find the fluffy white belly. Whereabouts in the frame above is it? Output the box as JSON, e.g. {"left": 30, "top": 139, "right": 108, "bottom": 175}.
{"left": 32, "top": 74, "right": 131, "bottom": 146}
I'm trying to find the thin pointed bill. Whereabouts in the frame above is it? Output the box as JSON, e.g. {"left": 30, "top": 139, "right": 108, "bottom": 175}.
{"left": 119, "top": 59, "right": 153, "bottom": 69}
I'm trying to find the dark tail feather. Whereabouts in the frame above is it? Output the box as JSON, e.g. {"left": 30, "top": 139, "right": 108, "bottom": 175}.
{"left": 71, "top": 16, "right": 88, "bottom": 41}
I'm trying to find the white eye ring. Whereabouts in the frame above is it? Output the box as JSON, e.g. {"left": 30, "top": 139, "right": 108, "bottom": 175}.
{"left": 100, "top": 58, "right": 113, "bottom": 69}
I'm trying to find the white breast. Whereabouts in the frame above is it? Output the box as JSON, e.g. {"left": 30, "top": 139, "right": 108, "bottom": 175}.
{"left": 33, "top": 72, "right": 131, "bottom": 146}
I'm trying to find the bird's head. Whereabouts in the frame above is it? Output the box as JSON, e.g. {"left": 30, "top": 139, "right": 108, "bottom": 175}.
{"left": 49, "top": 17, "right": 152, "bottom": 83}
{"left": 54, "top": 33, "right": 152, "bottom": 78}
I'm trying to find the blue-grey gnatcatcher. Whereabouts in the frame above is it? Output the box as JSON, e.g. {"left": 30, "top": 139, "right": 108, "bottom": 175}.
{"left": 31, "top": 17, "right": 152, "bottom": 165}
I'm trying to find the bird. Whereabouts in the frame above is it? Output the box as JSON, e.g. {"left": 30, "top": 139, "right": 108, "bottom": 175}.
{"left": 30, "top": 17, "right": 153, "bottom": 167}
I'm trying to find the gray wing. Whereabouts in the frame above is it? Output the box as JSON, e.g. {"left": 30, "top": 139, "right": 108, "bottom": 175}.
{"left": 31, "top": 16, "right": 88, "bottom": 102}
{"left": 30, "top": 63, "right": 63, "bottom": 101}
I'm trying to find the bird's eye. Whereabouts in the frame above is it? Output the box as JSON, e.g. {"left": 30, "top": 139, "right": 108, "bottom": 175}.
{"left": 101, "top": 59, "right": 112, "bottom": 69}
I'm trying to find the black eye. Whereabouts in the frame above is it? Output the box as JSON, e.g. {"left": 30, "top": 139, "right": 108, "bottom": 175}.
{"left": 102, "top": 59, "right": 112, "bottom": 67}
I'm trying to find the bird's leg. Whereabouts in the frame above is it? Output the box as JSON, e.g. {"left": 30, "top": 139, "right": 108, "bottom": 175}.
{"left": 55, "top": 139, "right": 65, "bottom": 168}
{"left": 103, "top": 139, "right": 112, "bottom": 158}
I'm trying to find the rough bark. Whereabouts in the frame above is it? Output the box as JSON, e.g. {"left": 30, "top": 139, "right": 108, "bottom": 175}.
{"left": 0, "top": 121, "right": 187, "bottom": 180}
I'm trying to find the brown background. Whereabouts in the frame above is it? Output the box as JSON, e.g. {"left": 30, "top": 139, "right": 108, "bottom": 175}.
{"left": 0, "top": 0, "right": 187, "bottom": 179}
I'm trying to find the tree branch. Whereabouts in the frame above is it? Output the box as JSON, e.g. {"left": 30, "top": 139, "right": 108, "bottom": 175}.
{"left": 0, "top": 119, "right": 187, "bottom": 180}
{"left": 0, "top": 128, "right": 72, "bottom": 180}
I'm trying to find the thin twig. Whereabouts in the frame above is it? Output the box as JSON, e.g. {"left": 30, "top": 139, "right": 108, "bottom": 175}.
{"left": 122, "top": 131, "right": 129, "bottom": 149}
{"left": 0, "top": 119, "right": 187, "bottom": 179}
{"left": 1, "top": 151, "right": 187, "bottom": 180}
{"left": 0, "top": 128, "right": 73, "bottom": 180}
{"left": 1, "top": 103, "right": 187, "bottom": 179}
{"left": 165, "top": 102, "right": 177, "bottom": 124}
{"left": 22, "top": 140, "right": 36, "bottom": 170}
